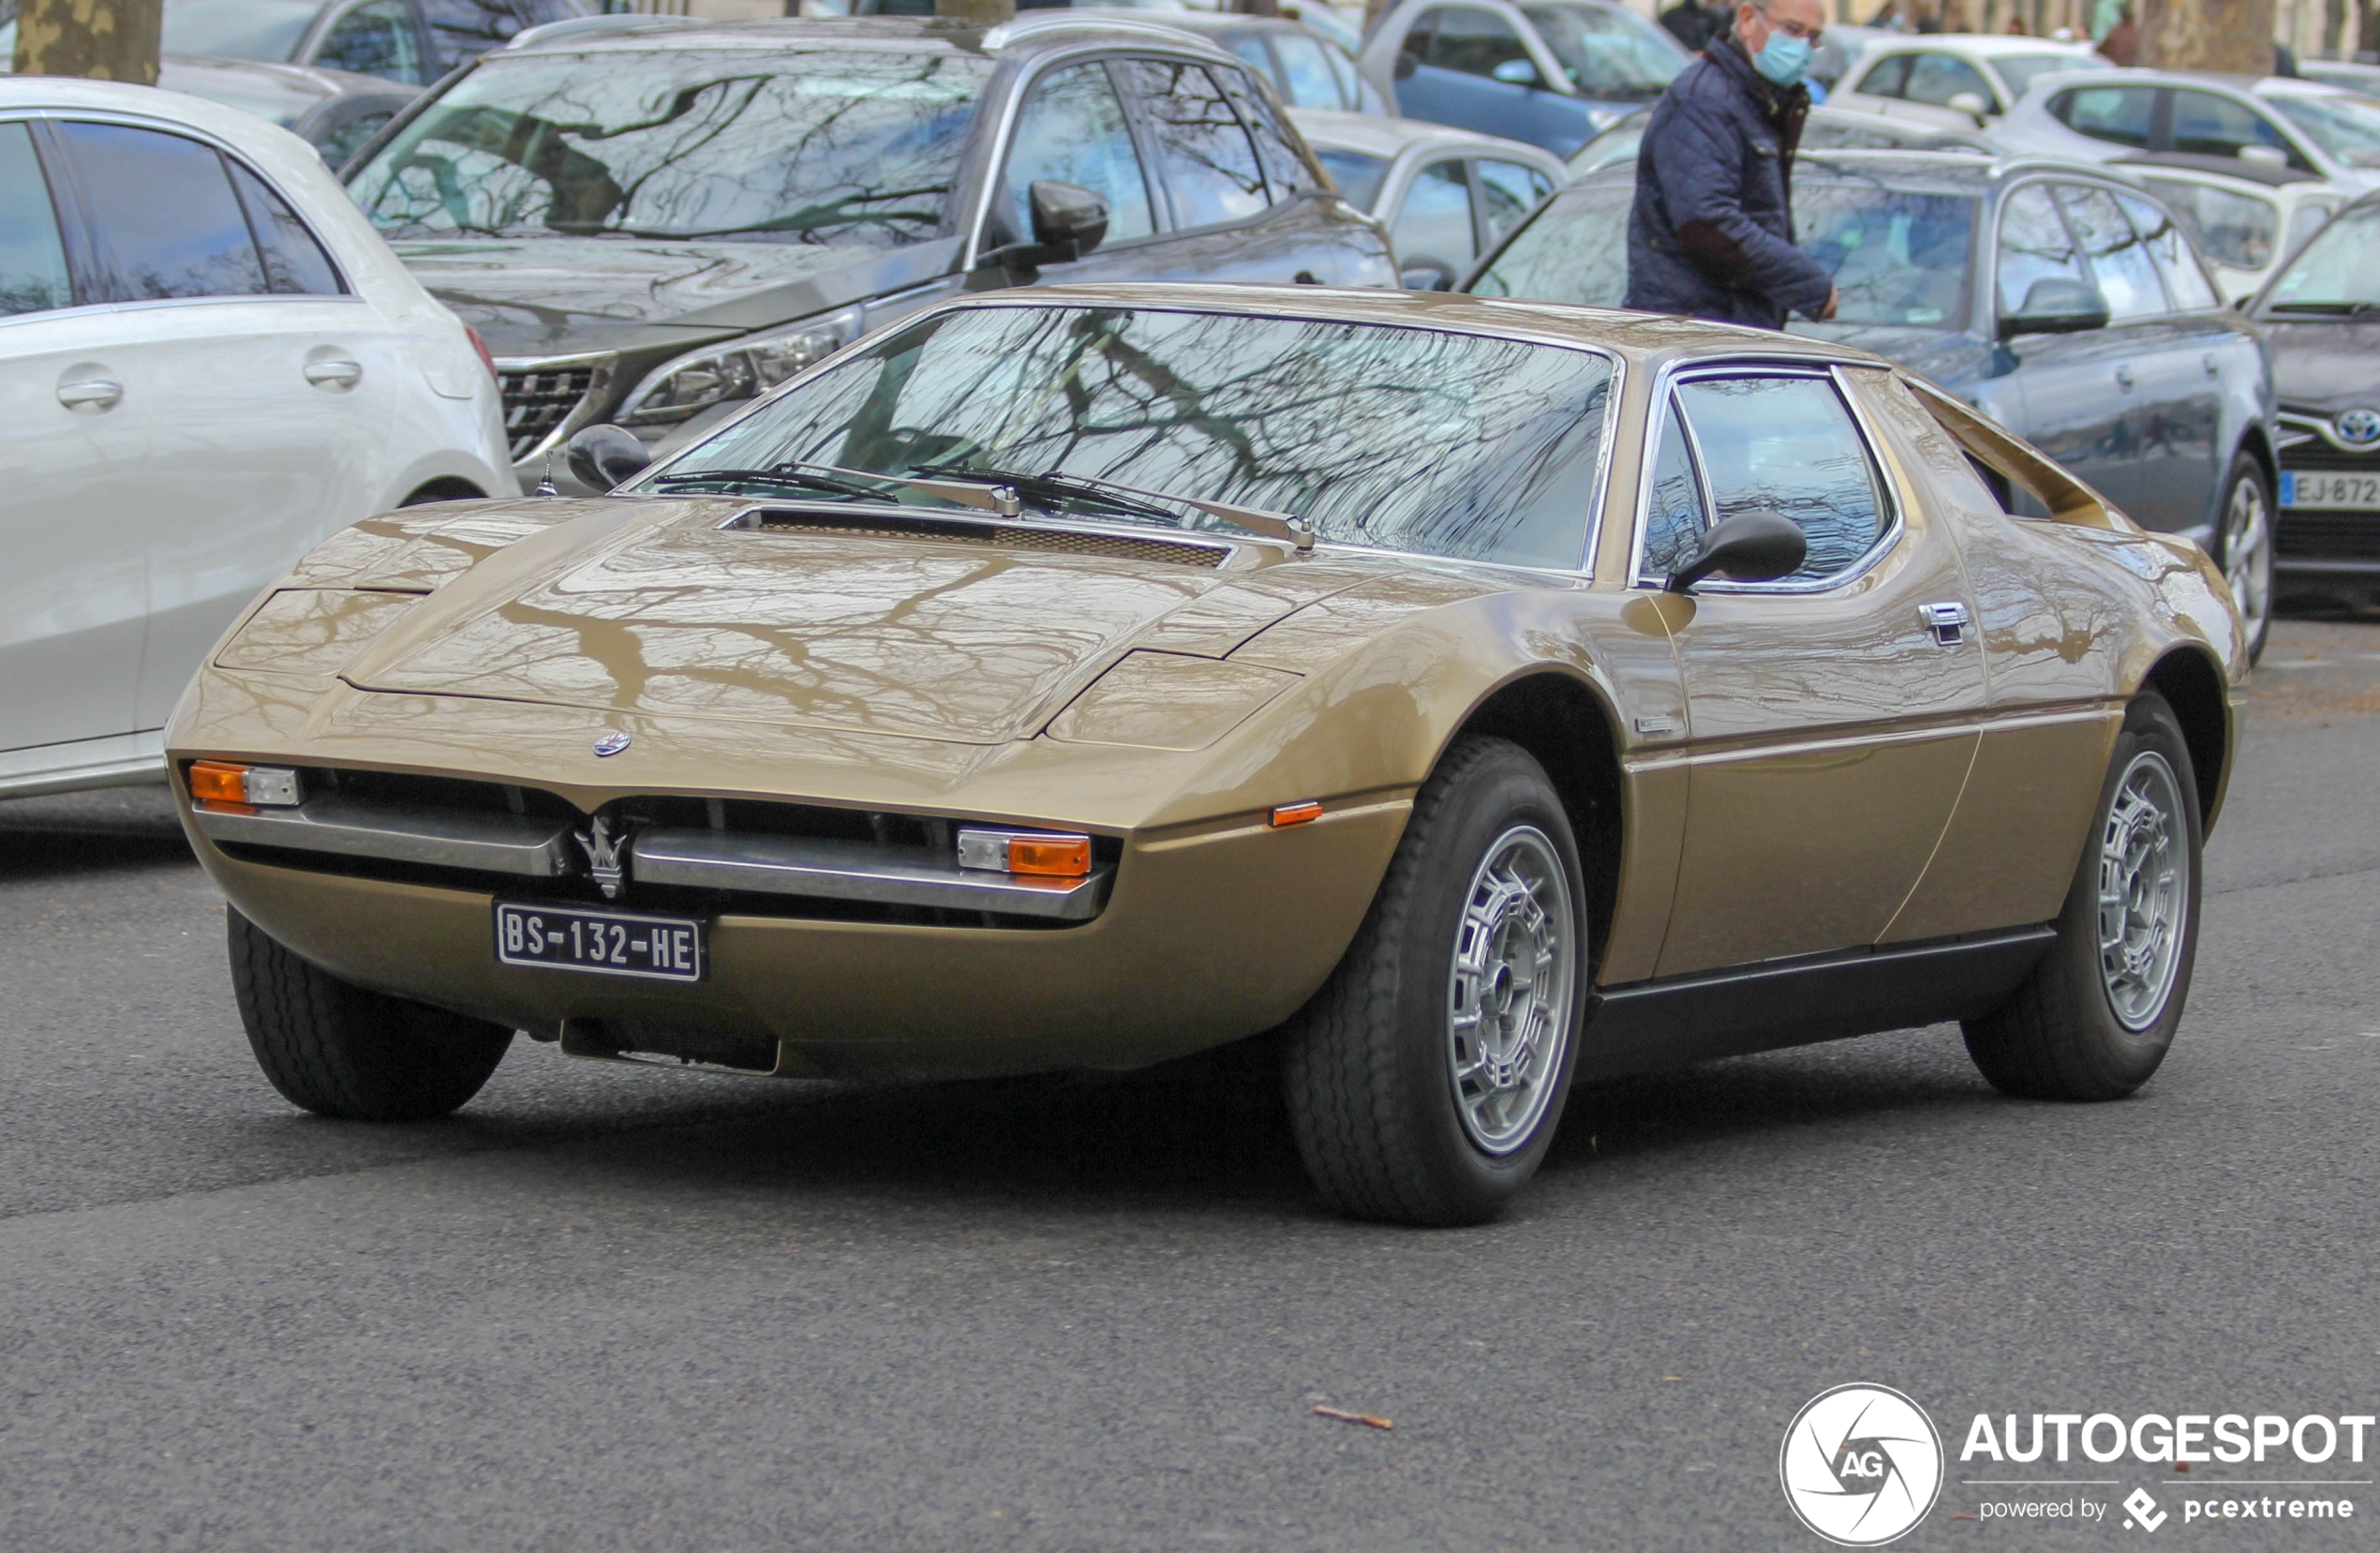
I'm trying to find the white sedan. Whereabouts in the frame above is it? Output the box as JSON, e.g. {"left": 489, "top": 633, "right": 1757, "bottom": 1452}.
{"left": 0, "top": 78, "right": 512, "bottom": 801}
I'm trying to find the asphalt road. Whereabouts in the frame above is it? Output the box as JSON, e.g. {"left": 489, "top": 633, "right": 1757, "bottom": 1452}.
{"left": 4, "top": 616, "right": 2377, "bottom": 1552}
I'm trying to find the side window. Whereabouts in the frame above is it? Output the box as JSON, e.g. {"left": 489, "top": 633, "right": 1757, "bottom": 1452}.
{"left": 312, "top": 0, "right": 424, "bottom": 84}
{"left": 0, "top": 122, "right": 75, "bottom": 318}
{"left": 418, "top": 0, "right": 568, "bottom": 67}
{"left": 2142, "top": 178, "right": 2276, "bottom": 271}
{"left": 1398, "top": 8, "right": 1442, "bottom": 67}
{"left": 2049, "top": 85, "right": 2153, "bottom": 148}
{"left": 229, "top": 163, "right": 345, "bottom": 294}
{"left": 1223, "top": 33, "right": 1275, "bottom": 80}
{"left": 56, "top": 122, "right": 266, "bottom": 300}
{"left": 1219, "top": 66, "right": 1322, "bottom": 200}
{"left": 1391, "top": 159, "right": 1475, "bottom": 271}
{"left": 2285, "top": 198, "right": 2337, "bottom": 257}
{"left": 1902, "top": 53, "right": 1991, "bottom": 110}
{"left": 1636, "top": 395, "right": 1708, "bottom": 583}
{"left": 2116, "top": 189, "right": 2218, "bottom": 311}
{"left": 2060, "top": 184, "right": 2167, "bottom": 321}
{"left": 1316, "top": 149, "right": 1389, "bottom": 210}
{"left": 2169, "top": 90, "right": 2296, "bottom": 164}
{"left": 1424, "top": 7, "right": 1532, "bottom": 79}
{"left": 1852, "top": 52, "right": 1913, "bottom": 99}
{"left": 1004, "top": 63, "right": 1157, "bottom": 246}
{"left": 1272, "top": 34, "right": 1346, "bottom": 109}
{"left": 1995, "top": 182, "right": 2090, "bottom": 317}
{"left": 1475, "top": 158, "right": 1553, "bottom": 245}
{"left": 1119, "top": 59, "right": 1269, "bottom": 230}
{"left": 1673, "top": 375, "right": 1886, "bottom": 582}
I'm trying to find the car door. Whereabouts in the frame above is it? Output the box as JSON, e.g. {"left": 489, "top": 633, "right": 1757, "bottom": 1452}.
{"left": 47, "top": 119, "right": 393, "bottom": 729}
{"left": 0, "top": 118, "right": 147, "bottom": 755}
{"left": 1392, "top": 6, "right": 1541, "bottom": 140}
{"left": 1992, "top": 180, "right": 2140, "bottom": 515}
{"left": 982, "top": 58, "right": 1174, "bottom": 288}
{"left": 2112, "top": 186, "right": 2232, "bottom": 542}
{"left": 1637, "top": 366, "right": 1987, "bottom": 977}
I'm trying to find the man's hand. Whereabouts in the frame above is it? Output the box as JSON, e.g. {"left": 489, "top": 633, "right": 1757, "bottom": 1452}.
{"left": 1815, "top": 287, "right": 1840, "bottom": 322}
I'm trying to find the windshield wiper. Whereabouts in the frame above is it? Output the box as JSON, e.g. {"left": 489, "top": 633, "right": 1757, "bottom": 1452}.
{"left": 2266, "top": 300, "right": 2380, "bottom": 316}
{"left": 651, "top": 463, "right": 885, "bottom": 500}
{"left": 650, "top": 460, "right": 1030, "bottom": 515}
{"left": 909, "top": 464, "right": 1316, "bottom": 551}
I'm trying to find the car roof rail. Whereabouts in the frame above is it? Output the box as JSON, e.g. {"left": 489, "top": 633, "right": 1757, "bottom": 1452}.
{"left": 987, "top": 11, "right": 1231, "bottom": 49}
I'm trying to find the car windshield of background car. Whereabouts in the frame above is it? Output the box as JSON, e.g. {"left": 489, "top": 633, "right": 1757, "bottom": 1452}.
{"left": 1991, "top": 52, "right": 2091, "bottom": 98}
{"left": 345, "top": 49, "right": 989, "bottom": 245}
{"left": 2141, "top": 178, "right": 2276, "bottom": 270}
{"left": 1793, "top": 180, "right": 1976, "bottom": 328}
{"left": 423, "top": 0, "right": 584, "bottom": 65}
{"left": 1272, "top": 32, "right": 1352, "bottom": 109}
{"left": 652, "top": 306, "right": 1617, "bottom": 571}
{"left": 2264, "top": 202, "right": 2380, "bottom": 308}
{"left": 2267, "top": 94, "right": 2380, "bottom": 170}
{"left": 1465, "top": 181, "right": 1628, "bottom": 304}
{"left": 156, "top": 0, "right": 320, "bottom": 61}
{"left": 1519, "top": 4, "right": 1681, "bottom": 99}
{"left": 1315, "top": 148, "right": 1390, "bottom": 209}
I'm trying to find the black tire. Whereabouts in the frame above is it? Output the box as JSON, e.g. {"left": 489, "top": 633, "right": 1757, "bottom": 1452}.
{"left": 2212, "top": 451, "right": 2273, "bottom": 666}
{"left": 1283, "top": 737, "right": 1587, "bottom": 1226}
{"left": 229, "top": 906, "right": 512, "bottom": 1120}
{"left": 1963, "top": 694, "right": 2202, "bottom": 1101}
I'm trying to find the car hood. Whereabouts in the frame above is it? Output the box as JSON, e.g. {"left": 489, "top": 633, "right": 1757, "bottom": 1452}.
{"left": 333, "top": 500, "right": 1374, "bottom": 746}
{"left": 2261, "top": 317, "right": 2380, "bottom": 414}
{"left": 387, "top": 234, "right": 962, "bottom": 359}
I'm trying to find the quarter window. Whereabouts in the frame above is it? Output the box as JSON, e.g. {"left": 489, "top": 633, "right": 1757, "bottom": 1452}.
{"left": 1994, "top": 182, "right": 2090, "bottom": 319}
{"left": 229, "top": 163, "right": 345, "bottom": 294}
{"left": 1119, "top": 60, "right": 1269, "bottom": 229}
{"left": 2060, "top": 185, "right": 2167, "bottom": 320}
{"left": 2115, "top": 189, "right": 2217, "bottom": 311}
{"left": 2141, "top": 178, "right": 2277, "bottom": 270}
{"left": 2169, "top": 90, "right": 2295, "bottom": 163}
{"left": 2049, "top": 84, "right": 2153, "bottom": 148}
{"left": 1221, "top": 66, "right": 1321, "bottom": 199}
{"left": 1902, "top": 52, "right": 1992, "bottom": 110}
{"left": 1004, "top": 63, "right": 1156, "bottom": 246}
{"left": 0, "top": 123, "right": 73, "bottom": 317}
{"left": 59, "top": 122, "right": 267, "bottom": 300}
{"left": 1391, "top": 159, "right": 1476, "bottom": 270}
{"left": 1637, "top": 395, "right": 1707, "bottom": 583}
{"left": 1669, "top": 376, "right": 1887, "bottom": 583}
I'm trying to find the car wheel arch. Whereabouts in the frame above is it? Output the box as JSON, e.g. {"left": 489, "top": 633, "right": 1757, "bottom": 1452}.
{"left": 2140, "top": 645, "right": 2229, "bottom": 835}
{"left": 399, "top": 477, "right": 488, "bottom": 507}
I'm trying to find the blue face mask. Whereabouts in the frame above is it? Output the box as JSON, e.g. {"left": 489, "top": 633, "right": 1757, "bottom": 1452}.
{"left": 1752, "top": 29, "right": 1813, "bottom": 86}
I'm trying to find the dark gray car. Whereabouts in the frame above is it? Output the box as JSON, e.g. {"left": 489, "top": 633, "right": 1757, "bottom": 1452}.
{"left": 1465, "top": 150, "right": 2282, "bottom": 656}
{"left": 340, "top": 14, "right": 1394, "bottom": 489}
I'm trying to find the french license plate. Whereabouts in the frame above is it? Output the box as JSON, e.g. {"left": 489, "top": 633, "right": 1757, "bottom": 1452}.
{"left": 2280, "top": 470, "right": 2380, "bottom": 509}
{"left": 495, "top": 903, "right": 705, "bottom": 982}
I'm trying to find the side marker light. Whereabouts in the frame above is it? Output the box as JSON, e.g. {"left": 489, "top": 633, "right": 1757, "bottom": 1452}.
{"left": 1271, "top": 800, "right": 1323, "bottom": 828}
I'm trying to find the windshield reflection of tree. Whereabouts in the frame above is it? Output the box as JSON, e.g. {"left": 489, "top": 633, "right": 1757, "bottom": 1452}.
{"left": 693, "top": 308, "right": 1614, "bottom": 571}
{"left": 356, "top": 52, "right": 983, "bottom": 245}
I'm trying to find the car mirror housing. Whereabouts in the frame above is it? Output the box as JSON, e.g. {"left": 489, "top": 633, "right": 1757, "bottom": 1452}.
{"left": 973, "top": 181, "right": 1109, "bottom": 283}
{"left": 2238, "top": 143, "right": 2290, "bottom": 168}
{"left": 1998, "top": 276, "right": 2111, "bottom": 339}
{"left": 565, "top": 424, "right": 653, "bottom": 492}
{"left": 1666, "top": 511, "right": 1807, "bottom": 593}
{"left": 1946, "top": 89, "right": 1989, "bottom": 120}
{"left": 1492, "top": 57, "right": 1540, "bottom": 87}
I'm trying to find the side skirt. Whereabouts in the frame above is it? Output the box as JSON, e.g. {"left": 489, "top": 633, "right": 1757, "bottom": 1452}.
{"left": 1576, "top": 926, "right": 2057, "bottom": 1082}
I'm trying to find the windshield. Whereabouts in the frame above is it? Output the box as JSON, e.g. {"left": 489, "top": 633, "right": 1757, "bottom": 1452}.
{"left": 1519, "top": 4, "right": 1683, "bottom": 100}
{"left": 344, "top": 48, "right": 989, "bottom": 245}
{"left": 1315, "top": 148, "right": 1389, "bottom": 210}
{"left": 647, "top": 306, "right": 1617, "bottom": 571}
{"left": 2266, "top": 93, "right": 2380, "bottom": 170}
{"left": 1992, "top": 52, "right": 2091, "bottom": 98}
{"left": 1794, "top": 182, "right": 1976, "bottom": 327}
{"left": 1468, "top": 183, "right": 1629, "bottom": 306}
{"left": 2142, "top": 178, "right": 2277, "bottom": 270}
{"left": 2263, "top": 202, "right": 2380, "bottom": 308}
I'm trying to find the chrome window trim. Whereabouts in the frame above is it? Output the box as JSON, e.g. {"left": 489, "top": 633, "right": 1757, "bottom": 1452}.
{"left": 1626, "top": 357, "right": 1907, "bottom": 596}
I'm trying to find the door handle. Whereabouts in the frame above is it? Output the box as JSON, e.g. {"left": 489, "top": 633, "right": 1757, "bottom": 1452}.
{"left": 304, "top": 357, "right": 364, "bottom": 390}
{"left": 1919, "top": 602, "right": 1971, "bottom": 646}
{"left": 56, "top": 378, "right": 123, "bottom": 411}
{"left": 2114, "top": 364, "right": 2135, "bottom": 390}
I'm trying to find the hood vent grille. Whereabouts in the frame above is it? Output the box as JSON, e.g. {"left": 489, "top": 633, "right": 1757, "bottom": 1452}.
{"left": 747, "top": 509, "right": 1229, "bottom": 569}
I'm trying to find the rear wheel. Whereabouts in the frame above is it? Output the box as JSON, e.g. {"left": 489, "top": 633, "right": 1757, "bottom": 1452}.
{"left": 1963, "top": 694, "right": 2201, "bottom": 1101}
{"left": 1283, "top": 738, "right": 1586, "bottom": 1226}
{"left": 229, "top": 907, "right": 512, "bottom": 1120}
{"left": 2213, "top": 452, "right": 2272, "bottom": 665}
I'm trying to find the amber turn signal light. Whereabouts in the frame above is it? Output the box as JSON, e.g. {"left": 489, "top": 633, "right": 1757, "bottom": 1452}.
{"left": 187, "top": 761, "right": 250, "bottom": 807}
{"left": 1008, "top": 834, "right": 1092, "bottom": 877}
{"left": 188, "top": 760, "right": 301, "bottom": 814}
{"left": 1271, "top": 800, "right": 1323, "bottom": 828}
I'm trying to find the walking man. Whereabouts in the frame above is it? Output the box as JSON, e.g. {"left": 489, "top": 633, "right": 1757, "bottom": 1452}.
{"left": 1623, "top": 0, "right": 1839, "bottom": 329}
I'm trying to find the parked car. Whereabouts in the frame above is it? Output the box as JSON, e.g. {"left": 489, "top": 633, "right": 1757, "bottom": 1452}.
{"left": 0, "top": 78, "right": 511, "bottom": 801}
{"left": 167, "top": 285, "right": 2243, "bottom": 1226}
{"left": 2115, "top": 151, "right": 2347, "bottom": 302}
{"left": 341, "top": 14, "right": 1392, "bottom": 490}
{"left": 1358, "top": 0, "right": 1687, "bottom": 158}
{"left": 1992, "top": 69, "right": 2380, "bottom": 194}
{"left": 1062, "top": 9, "right": 1387, "bottom": 112}
{"left": 154, "top": 54, "right": 418, "bottom": 165}
{"left": 1463, "top": 151, "right": 2281, "bottom": 656}
{"left": 2243, "top": 192, "right": 2380, "bottom": 603}
{"left": 1807, "top": 22, "right": 1890, "bottom": 94}
{"left": 1827, "top": 31, "right": 2095, "bottom": 130}
{"left": 2298, "top": 58, "right": 2380, "bottom": 102}
{"left": 1565, "top": 99, "right": 1993, "bottom": 176}
{"left": 1291, "top": 108, "right": 1562, "bottom": 286}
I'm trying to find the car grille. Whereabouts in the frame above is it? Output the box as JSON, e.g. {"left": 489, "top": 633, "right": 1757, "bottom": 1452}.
{"left": 498, "top": 365, "right": 602, "bottom": 461}
{"left": 2277, "top": 512, "right": 2380, "bottom": 561}
{"left": 2280, "top": 448, "right": 2380, "bottom": 472}
{"left": 751, "top": 509, "right": 1231, "bottom": 568}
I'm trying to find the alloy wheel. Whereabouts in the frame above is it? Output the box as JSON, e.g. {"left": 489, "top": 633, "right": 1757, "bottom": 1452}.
{"left": 2096, "top": 751, "right": 2191, "bottom": 1032}
{"left": 2220, "top": 472, "right": 2272, "bottom": 648}
{"left": 1446, "top": 825, "right": 1577, "bottom": 1155}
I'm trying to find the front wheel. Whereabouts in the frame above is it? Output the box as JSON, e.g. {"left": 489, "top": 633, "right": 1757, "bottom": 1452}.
{"left": 2213, "top": 452, "right": 2273, "bottom": 665}
{"left": 1283, "top": 738, "right": 1587, "bottom": 1226}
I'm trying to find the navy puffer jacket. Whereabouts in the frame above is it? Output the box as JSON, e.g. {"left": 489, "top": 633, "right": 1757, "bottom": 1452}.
{"left": 1623, "top": 37, "right": 1835, "bottom": 328}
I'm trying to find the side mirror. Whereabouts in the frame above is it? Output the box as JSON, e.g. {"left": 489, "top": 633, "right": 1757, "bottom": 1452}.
{"left": 1399, "top": 255, "right": 1457, "bottom": 291}
{"left": 974, "top": 180, "right": 1108, "bottom": 281}
{"left": 1666, "top": 511, "right": 1807, "bottom": 593}
{"left": 564, "top": 423, "right": 651, "bottom": 491}
{"left": 1492, "top": 57, "right": 1540, "bottom": 87}
{"left": 1945, "top": 89, "right": 1989, "bottom": 121}
{"left": 2238, "top": 143, "right": 2290, "bottom": 167}
{"left": 1997, "top": 275, "right": 2110, "bottom": 339}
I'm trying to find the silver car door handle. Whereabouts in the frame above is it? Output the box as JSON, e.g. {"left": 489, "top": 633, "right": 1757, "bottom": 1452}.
{"left": 56, "top": 378, "right": 123, "bottom": 411}
{"left": 1919, "top": 602, "right": 1971, "bottom": 646}
{"left": 304, "top": 358, "right": 364, "bottom": 389}
{"left": 2114, "top": 364, "right": 2135, "bottom": 390}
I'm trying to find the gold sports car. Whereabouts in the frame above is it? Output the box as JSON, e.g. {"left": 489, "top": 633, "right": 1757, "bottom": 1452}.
{"left": 169, "top": 286, "right": 2247, "bottom": 1226}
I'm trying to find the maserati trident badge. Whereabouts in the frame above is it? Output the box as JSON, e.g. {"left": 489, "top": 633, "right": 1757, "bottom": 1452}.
{"left": 593, "top": 731, "right": 632, "bottom": 757}
{"left": 576, "top": 815, "right": 628, "bottom": 900}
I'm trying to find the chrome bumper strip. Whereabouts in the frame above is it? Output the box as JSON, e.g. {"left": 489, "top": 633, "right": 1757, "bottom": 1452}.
{"left": 630, "top": 828, "right": 1109, "bottom": 921}
{"left": 193, "top": 799, "right": 576, "bottom": 876}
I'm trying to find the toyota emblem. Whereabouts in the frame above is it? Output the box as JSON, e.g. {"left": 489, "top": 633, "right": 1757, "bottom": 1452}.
{"left": 592, "top": 731, "right": 632, "bottom": 757}
{"left": 2336, "top": 408, "right": 2380, "bottom": 447}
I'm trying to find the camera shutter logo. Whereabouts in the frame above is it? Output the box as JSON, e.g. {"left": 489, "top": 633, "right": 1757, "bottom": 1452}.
{"left": 1778, "top": 1383, "right": 1944, "bottom": 1546}
{"left": 2336, "top": 408, "right": 2380, "bottom": 447}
